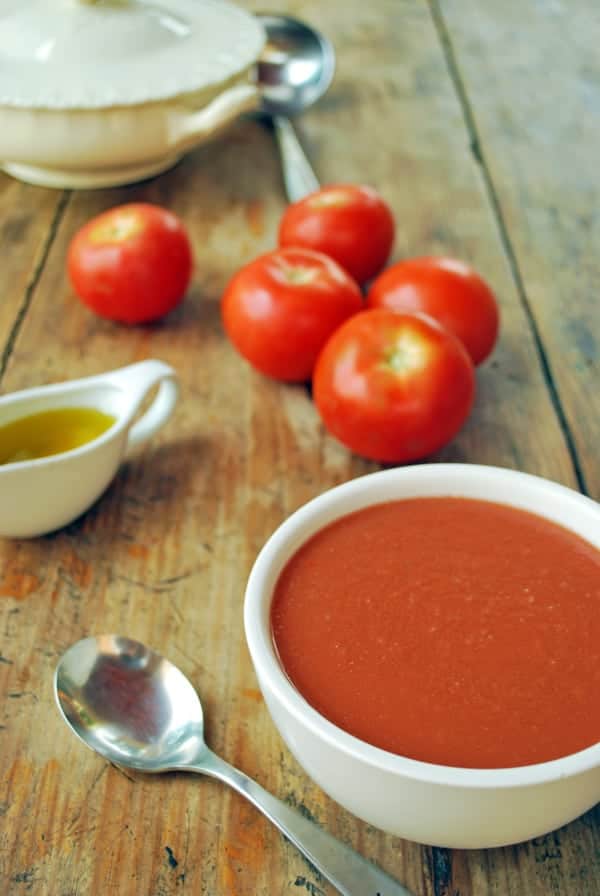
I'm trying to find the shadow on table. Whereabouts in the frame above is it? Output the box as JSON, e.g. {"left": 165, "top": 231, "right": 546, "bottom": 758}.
{"left": 53, "top": 434, "right": 209, "bottom": 550}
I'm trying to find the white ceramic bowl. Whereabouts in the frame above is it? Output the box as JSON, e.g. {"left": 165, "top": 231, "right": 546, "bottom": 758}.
{"left": 244, "top": 464, "right": 600, "bottom": 848}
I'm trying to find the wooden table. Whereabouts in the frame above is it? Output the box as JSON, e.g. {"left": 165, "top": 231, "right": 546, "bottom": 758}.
{"left": 1, "top": 1, "right": 599, "bottom": 893}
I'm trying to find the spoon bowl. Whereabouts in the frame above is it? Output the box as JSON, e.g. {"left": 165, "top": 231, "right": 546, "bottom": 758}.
{"left": 55, "top": 635, "right": 413, "bottom": 896}
{"left": 55, "top": 635, "right": 206, "bottom": 772}
{"left": 256, "top": 14, "right": 335, "bottom": 201}
{"left": 257, "top": 14, "right": 335, "bottom": 117}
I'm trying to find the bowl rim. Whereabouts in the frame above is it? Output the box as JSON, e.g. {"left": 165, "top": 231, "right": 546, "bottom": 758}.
{"left": 244, "top": 463, "right": 600, "bottom": 789}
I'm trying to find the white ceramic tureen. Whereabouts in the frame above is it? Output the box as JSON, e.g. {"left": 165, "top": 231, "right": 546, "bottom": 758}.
{"left": 0, "top": 0, "right": 265, "bottom": 188}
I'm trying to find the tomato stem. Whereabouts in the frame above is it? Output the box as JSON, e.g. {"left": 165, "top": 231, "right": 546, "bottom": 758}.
{"left": 90, "top": 211, "right": 144, "bottom": 244}
{"left": 279, "top": 264, "right": 318, "bottom": 286}
{"left": 308, "top": 189, "right": 351, "bottom": 209}
{"left": 385, "top": 332, "right": 429, "bottom": 373}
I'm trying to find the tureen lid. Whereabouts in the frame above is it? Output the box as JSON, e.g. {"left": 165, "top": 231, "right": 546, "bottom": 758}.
{"left": 0, "top": 0, "right": 265, "bottom": 109}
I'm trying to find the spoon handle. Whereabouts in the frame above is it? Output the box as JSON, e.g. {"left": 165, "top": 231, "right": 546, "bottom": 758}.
{"left": 191, "top": 748, "right": 415, "bottom": 896}
{"left": 272, "top": 115, "right": 320, "bottom": 202}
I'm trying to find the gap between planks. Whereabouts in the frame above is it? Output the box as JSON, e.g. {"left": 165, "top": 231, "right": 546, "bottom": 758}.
{"left": 425, "top": 1, "right": 587, "bottom": 892}
{"left": 427, "top": 0, "right": 587, "bottom": 497}
{"left": 0, "top": 190, "right": 71, "bottom": 385}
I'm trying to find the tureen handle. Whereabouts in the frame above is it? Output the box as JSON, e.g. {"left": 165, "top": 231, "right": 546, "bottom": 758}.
{"left": 170, "top": 83, "right": 260, "bottom": 153}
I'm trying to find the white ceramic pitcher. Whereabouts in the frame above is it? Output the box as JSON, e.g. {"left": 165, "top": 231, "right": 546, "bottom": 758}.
{"left": 0, "top": 360, "right": 179, "bottom": 538}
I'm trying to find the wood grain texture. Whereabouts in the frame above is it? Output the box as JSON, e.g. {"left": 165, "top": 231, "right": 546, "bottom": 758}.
{"left": 434, "top": 0, "right": 600, "bottom": 499}
{"left": 0, "top": 181, "right": 67, "bottom": 380}
{"left": 0, "top": 1, "right": 597, "bottom": 895}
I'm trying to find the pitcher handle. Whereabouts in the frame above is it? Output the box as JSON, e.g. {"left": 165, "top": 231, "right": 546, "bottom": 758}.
{"left": 103, "top": 360, "right": 179, "bottom": 452}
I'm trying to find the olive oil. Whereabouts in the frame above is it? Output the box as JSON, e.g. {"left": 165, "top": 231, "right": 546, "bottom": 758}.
{"left": 0, "top": 407, "right": 116, "bottom": 465}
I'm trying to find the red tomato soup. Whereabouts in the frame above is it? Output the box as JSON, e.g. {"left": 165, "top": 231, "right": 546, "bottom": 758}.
{"left": 271, "top": 497, "right": 600, "bottom": 768}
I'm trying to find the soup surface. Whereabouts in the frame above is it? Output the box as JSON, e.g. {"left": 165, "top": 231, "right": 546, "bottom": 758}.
{"left": 271, "top": 497, "right": 600, "bottom": 768}
{"left": 0, "top": 407, "right": 116, "bottom": 465}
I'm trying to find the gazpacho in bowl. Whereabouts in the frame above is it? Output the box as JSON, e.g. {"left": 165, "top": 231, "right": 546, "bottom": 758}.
{"left": 271, "top": 495, "right": 600, "bottom": 769}
{"left": 244, "top": 464, "right": 600, "bottom": 848}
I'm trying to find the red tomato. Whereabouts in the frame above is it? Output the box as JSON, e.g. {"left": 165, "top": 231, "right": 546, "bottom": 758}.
{"left": 221, "top": 247, "right": 363, "bottom": 382}
{"left": 68, "top": 203, "right": 193, "bottom": 324}
{"left": 313, "top": 308, "right": 475, "bottom": 463}
{"left": 278, "top": 184, "right": 395, "bottom": 285}
{"left": 366, "top": 256, "right": 499, "bottom": 365}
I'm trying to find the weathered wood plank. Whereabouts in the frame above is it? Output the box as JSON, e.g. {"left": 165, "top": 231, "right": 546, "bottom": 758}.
{"left": 0, "top": 181, "right": 67, "bottom": 381}
{"left": 434, "top": 0, "right": 600, "bottom": 499}
{"left": 428, "top": 1, "right": 600, "bottom": 893}
{"left": 0, "top": 1, "right": 595, "bottom": 895}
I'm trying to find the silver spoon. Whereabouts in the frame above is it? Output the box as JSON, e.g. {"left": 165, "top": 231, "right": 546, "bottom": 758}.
{"left": 54, "top": 635, "right": 414, "bottom": 896}
{"left": 256, "top": 13, "right": 335, "bottom": 202}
